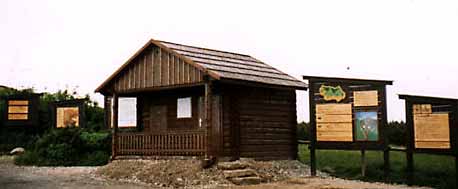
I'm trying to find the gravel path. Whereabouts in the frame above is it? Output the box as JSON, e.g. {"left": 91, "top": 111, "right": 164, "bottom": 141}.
{"left": 0, "top": 156, "right": 431, "bottom": 189}
{"left": 0, "top": 156, "right": 152, "bottom": 189}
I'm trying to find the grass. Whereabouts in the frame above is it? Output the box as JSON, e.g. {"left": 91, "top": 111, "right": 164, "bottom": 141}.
{"left": 298, "top": 144, "right": 456, "bottom": 189}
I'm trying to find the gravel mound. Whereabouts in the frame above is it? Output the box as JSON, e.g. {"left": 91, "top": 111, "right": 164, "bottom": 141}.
{"left": 96, "top": 159, "right": 318, "bottom": 188}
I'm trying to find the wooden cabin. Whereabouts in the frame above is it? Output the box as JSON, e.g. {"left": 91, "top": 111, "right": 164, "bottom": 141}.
{"left": 95, "top": 38, "right": 307, "bottom": 160}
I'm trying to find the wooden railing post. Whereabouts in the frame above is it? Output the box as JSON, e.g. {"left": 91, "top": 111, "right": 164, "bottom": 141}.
{"left": 112, "top": 93, "right": 119, "bottom": 160}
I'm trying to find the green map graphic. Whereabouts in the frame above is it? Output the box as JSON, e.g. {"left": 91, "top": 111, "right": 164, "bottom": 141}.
{"left": 319, "top": 85, "right": 346, "bottom": 102}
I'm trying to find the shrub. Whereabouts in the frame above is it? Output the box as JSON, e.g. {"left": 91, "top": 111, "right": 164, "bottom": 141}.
{"left": 297, "top": 122, "right": 310, "bottom": 141}
{"left": 14, "top": 128, "right": 111, "bottom": 166}
{"left": 386, "top": 121, "right": 406, "bottom": 146}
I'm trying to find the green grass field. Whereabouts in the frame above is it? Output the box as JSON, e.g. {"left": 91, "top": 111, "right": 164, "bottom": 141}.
{"left": 298, "top": 144, "right": 456, "bottom": 189}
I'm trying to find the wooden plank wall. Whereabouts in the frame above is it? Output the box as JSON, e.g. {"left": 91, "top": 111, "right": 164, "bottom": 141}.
{"left": 223, "top": 86, "right": 297, "bottom": 160}
{"left": 112, "top": 46, "right": 204, "bottom": 92}
{"left": 135, "top": 88, "right": 205, "bottom": 133}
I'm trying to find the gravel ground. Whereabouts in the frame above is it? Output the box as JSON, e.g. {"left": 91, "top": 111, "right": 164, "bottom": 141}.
{"left": 0, "top": 156, "right": 431, "bottom": 189}
{"left": 0, "top": 156, "right": 152, "bottom": 189}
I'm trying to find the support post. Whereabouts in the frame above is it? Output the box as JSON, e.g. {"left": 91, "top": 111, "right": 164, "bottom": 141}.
{"left": 405, "top": 100, "right": 414, "bottom": 185}
{"left": 384, "top": 147, "right": 390, "bottom": 180}
{"left": 361, "top": 149, "right": 366, "bottom": 177}
{"left": 205, "top": 77, "right": 214, "bottom": 158}
{"left": 308, "top": 79, "right": 317, "bottom": 176}
{"left": 111, "top": 93, "right": 119, "bottom": 160}
{"left": 381, "top": 86, "right": 390, "bottom": 179}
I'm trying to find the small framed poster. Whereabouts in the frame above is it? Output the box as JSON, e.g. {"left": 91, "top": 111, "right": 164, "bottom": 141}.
{"left": 355, "top": 111, "right": 379, "bottom": 141}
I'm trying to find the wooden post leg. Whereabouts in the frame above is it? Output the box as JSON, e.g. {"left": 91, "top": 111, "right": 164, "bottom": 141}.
{"left": 384, "top": 148, "right": 390, "bottom": 180}
{"left": 455, "top": 155, "right": 458, "bottom": 188}
{"left": 406, "top": 149, "right": 414, "bottom": 186}
{"left": 310, "top": 145, "right": 317, "bottom": 176}
{"left": 361, "top": 149, "right": 366, "bottom": 177}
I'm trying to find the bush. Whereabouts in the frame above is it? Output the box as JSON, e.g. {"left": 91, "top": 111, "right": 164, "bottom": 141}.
{"left": 297, "top": 122, "right": 310, "bottom": 141}
{"left": 0, "top": 86, "right": 106, "bottom": 155}
{"left": 386, "top": 121, "right": 406, "bottom": 146}
{"left": 0, "top": 130, "right": 39, "bottom": 154}
{"left": 15, "top": 127, "right": 111, "bottom": 166}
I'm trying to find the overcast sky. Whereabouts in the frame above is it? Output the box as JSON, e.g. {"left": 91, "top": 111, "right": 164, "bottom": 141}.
{"left": 1, "top": 0, "right": 457, "bottom": 122}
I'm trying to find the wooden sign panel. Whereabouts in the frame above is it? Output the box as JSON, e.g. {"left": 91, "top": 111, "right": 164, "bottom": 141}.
{"left": 316, "top": 104, "right": 353, "bottom": 141}
{"left": 8, "top": 114, "right": 28, "bottom": 120}
{"left": 354, "top": 91, "right": 378, "bottom": 107}
{"left": 7, "top": 100, "right": 29, "bottom": 121}
{"left": 56, "top": 107, "right": 80, "bottom": 128}
{"left": 8, "top": 100, "right": 29, "bottom": 106}
{"left": 414, "top": 111, "right": 450, "bottom": 149}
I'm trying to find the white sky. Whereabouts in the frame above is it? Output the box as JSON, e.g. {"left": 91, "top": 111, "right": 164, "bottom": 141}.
{"left": 1, "top": 0, "right": 457, "bottom": 122}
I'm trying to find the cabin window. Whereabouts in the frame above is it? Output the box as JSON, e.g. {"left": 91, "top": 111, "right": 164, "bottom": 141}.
{"left": 7, "top": 100, "right": 29, "bottom": 121}
{"left": 177, "top": 97, "right": 192, "bottom": 118}
{"left": 118, "top": 97, "right": 137, "bottom": 127}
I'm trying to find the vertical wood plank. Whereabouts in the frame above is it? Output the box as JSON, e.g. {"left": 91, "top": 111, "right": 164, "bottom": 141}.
{"left": 158, "top": 48, "right": 162, "bottom": 86}
{"left": 162, "top": 51, "right": 169, "bottom": 86}
{"left": 149, "top": 49, "right": 154, "bottom": 87}
{"left": 169, "top": 55, "right": 175, "bottom": 86}
{"left": 133, "top": 60, "right": 138, "bottom": 89}
{"left": 175, "top": 57, "right": 179, "bottom": 84}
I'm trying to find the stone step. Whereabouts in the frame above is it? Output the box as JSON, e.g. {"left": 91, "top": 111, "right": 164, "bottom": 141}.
{"left": 229, "top": 176, "right": 262, "bottom": 185}
{"left": 217, "top": 161, "right": 249, "bottom": 170}
{"left": 223, "top": 169, "right": 257, "bottom": 178}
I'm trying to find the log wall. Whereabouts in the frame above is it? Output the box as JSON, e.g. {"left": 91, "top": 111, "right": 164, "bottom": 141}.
{"left": 222, "top": 85, "right": 297, "bottom": 160}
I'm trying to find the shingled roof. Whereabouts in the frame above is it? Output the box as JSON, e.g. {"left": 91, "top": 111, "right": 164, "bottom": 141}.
{"left": 96, "top": 38, "right": 307, "bottom": 93}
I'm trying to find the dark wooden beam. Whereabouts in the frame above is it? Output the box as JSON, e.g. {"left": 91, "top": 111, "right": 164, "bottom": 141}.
{"left": 303, "top": 75, "right": 393, "bottom": 86}
{"left": 112, "top": 93, "right": 119, "bottom": 160}
{"left": 205, "top": 77, "right": 214, "bottom": 158}
{"left": 308, "top": 78, "right": 317, "bottom": 176}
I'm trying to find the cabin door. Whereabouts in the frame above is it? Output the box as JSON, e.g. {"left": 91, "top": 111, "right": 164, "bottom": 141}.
{"left": 143, "top": 105, "right": 167, "bottom": 132}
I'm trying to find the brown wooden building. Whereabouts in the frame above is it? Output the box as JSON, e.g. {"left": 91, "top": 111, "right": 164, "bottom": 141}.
{"left": 95, "top": 38, "right": 307, "bottom": 160}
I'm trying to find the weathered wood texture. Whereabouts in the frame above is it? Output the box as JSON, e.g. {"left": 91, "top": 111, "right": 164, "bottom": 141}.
{"left": 111, "top": 46, "right": 205, "bottom": 93}
{"left": 221, "top": 85, "right": 297, "bottom": 160}
{"left": 353, "top": 90, "right": 378, "bottom": 107}
{"left": 414, "top": 112, "right": 450, "bottom": 149}
{"left": 316, "top": 104, "right": 353, "bottom": 141}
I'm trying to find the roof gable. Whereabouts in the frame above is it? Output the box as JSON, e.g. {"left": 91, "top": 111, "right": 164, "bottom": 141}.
{"left": 96, "top": 38, "right": 307, "bottom": 93}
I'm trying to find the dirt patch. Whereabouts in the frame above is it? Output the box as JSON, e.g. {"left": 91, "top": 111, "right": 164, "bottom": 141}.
{"left": 96, "top": 159, "right": 231, "bottom": 188}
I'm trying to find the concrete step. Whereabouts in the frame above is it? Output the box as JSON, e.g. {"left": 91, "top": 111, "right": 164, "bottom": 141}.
{"left": 229, "top": 176, "right": 262, "bottom": 185}
{"left": 223, "top": 169, "right": 257, "bottom": 178}
{"left": 217, "top": 161, "right": 249, "bottom": 170}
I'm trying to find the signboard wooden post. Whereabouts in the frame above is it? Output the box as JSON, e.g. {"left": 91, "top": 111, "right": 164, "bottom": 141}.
{"left": 304, "top": 75, "right": 392, "bottom": 178}
{"left": 399, "top": 94, "right": 458, "bottom": 185}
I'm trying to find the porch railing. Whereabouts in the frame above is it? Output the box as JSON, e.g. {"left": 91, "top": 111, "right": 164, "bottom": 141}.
{"left": 115, "top": 131, "right": 206, "bottom": 156}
